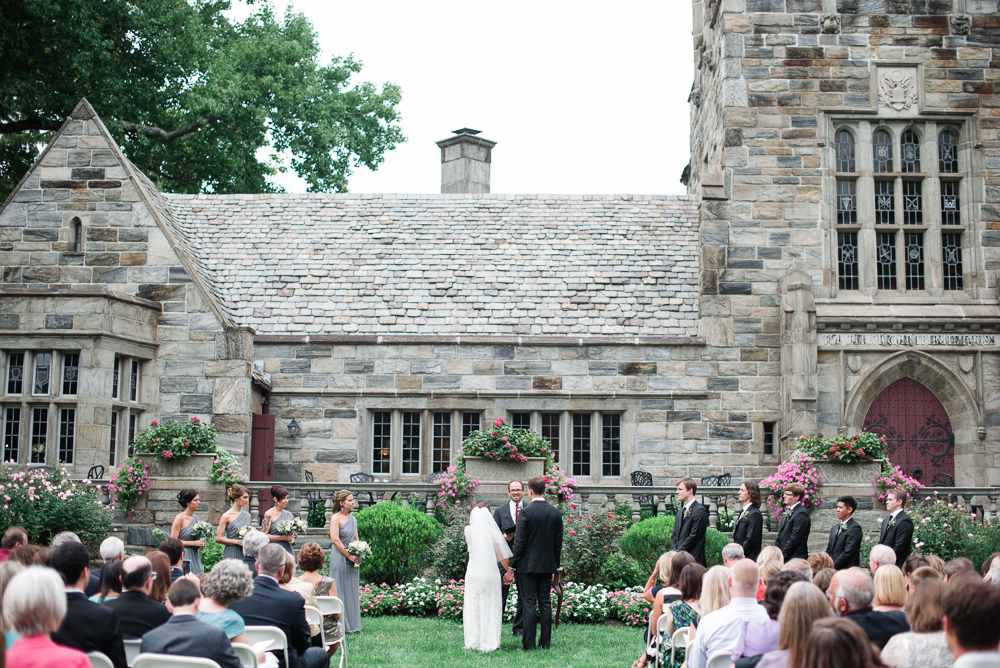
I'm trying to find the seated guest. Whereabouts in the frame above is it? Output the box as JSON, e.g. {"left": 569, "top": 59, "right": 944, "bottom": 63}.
{"left": 687, "top": 560, "right": 774, "bottom": 668}
{"left": 807, "top": 552, "right": 834, "bottom": 575}
{"left": 944, "top": 557, "right": 976, "bottom": 582}
{"left": 803, "top": 617, "right": 887, "bottom": 668}
{"left": 643, "top": 551, "right": 677, "bottom": 604}
{"left": 278, "top": 552, "right": 322, "bottom": 641}
{"left": 722, "top": 543, "right": 744, "bottom": 568}
{"left": 141, "top": 579, "right": 240, "bottom": 668}
{"left": 908, "top": 566, "right": 941, "bottom": 592}
{"left": 229, "top": 544, "right": 328, "bottom": 668}
{"left": 242, "top": 530, "right": 270, "bottom": 577}
{"left": 903, "top": 554, "right": 932, "bottom": 588}
{"left": 145, "top": 551, "right": 172, "bottom": 603}
{"left": 813, "top": 568, "right": 835, "bottom": 595}
{"left": 86, "top": 537, "right": 125, "bottom": 597}
{"left": 869, "top": 545, "right": 896, "bottom": 575}
{"left": 881, "top": 579, "right": 952, "bottom": 668}
{"left": 49, "top": 542, "right": 127, "bottom": 668}
{"left": 636, "top": 562, "right": 705, "bottom": 668}
{"left": 103, "top": 556, "right": 171, "bottom": 638}
{"left": 3, "top": 566, "right": 90, "bottom": 668}
{"left": 924, "top": 554, "right": 946, "bottom": 577}
{"left": 0, "top": 528, "right": 27, "bottom": 562}
{"left": 734, "top": 570, "right": 808, "bottom": 668}
{"left": 942, "top": 578, "right": 1000, "bottom": 668}
{"left": 647, "top": 551, "right": 695, "bottom": 641}
{"left": 828, "top": 568, "right": 908, "bottom": 649}
{"left": 757, "top": 581, "right": 833, "bottom": 668}
{"left": 756, "top": 546, "right": 784, "bottom": 601}
{"left": 159, "top": 537, "right": 186, "bottom": 582}
{"left": 7, "top": 545, "right": 39, "bottom": 568}
{"left": 981, "top": 552, "right": 1000, "bottom": 577}
{"left": 782, "top": 559, "right": 814, "bottom": 580}
{"left": 688, "top": 565, "right": 731, "bottom": 641}
{"left": 198, "top": 558, "right": 268, "bottom": 666}
{"left": 2, "top": 560, "right": 25, "bottom": 649}
{"left": 873, "top": 565, "right": 906, "bottom": 612}
{"left": 90, "top": 561, "right": 123, "bottom": 603}
{"left": 296, "top": 542, "right": 343, "bottom": 655}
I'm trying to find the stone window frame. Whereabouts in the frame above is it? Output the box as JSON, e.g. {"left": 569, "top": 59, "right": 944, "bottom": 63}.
{"left": 365, "top": 408, "right": 483, "bottom": 480}
{"left": 112, "top": 355, "right": 143, "bottom": 403}
{"left": 109, "top": 408, "right": 141, "bottom": 467}
{"left": 828, "top": 116, "right": 977, "bottom": 299}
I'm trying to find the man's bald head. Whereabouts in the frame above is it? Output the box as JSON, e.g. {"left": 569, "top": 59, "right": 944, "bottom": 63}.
{"left": 121, "top": 555, "right": 153, "bottom": 591}
{"left": 729, "top": 558, "right": 760, "bottom": 598}
{"left": 829, "top": 567, "right": 874, "bottom": 616}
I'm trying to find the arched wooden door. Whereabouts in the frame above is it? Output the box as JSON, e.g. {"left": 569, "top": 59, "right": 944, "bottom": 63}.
{"left": 863, "top": 378, "right": 955, "bottom": 486}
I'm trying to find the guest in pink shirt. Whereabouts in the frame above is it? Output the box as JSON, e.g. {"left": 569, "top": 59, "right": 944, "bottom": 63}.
{"left": 4, "top": 566, "right": 90, "bottom": 668}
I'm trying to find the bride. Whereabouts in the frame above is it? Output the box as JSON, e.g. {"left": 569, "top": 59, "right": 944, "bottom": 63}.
{"left": 463, "top": 502, "right": 513, "bottom": 652}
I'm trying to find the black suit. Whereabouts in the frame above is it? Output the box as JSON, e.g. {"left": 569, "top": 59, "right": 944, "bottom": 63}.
{"left": 84, "top": 570, "right": 101, "bottom": 597}
{"left": 731, "top": 505, "right": 764, "bottom": 561}
{"left": 141, "top": 615, "right": 241, "bottom": 668}
{"left": 229, "top": 575, "right": 328, "bottom": 668}
{"left": 509, "top": 499, "right": 563, "bottom": 650}
{"left": 775, "top": 504, "right": 811, "bottom": 561}
{"left": 844, "top": 607, "right": 910, "bottom": 649}
{"left": 878, "top": 511, "right": 914, "bottom": 568}
{"left": 52, "top": 591, "right": 128, "bottom": 668}
{"left": 493, "top": 500, "right": 524, "bottom": 635}
{"left": 103, "top": 590, "right": 171, "bottom": 639}
{"left": 671, "top": 500, "right": 709, "bottom": 566}
{"left": 242, "top": 556, "right": 258, "bottom": 575}
{"left": 826, "top": 517, "right": 863, "bottom": 569}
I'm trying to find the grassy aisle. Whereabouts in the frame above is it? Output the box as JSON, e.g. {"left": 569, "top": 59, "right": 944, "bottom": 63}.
{"left": 344, "top": 617, "right": 640, "bottom": 668}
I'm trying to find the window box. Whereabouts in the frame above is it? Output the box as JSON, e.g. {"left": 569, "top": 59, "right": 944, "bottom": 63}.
{"left": 136, "top": 452, "right": 218, "bottom": 479}
{"left": 463, "top": 456, "right": 546, "bottom": 484}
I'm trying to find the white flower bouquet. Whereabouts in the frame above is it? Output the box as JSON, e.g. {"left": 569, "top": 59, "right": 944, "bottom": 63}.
{"left": 275, "top": 518, "right": 308, "bottom": 542}
{"left": 190, "top": 521, "right": 215, "bottom": 542}
{"left": 237, "top": 525, "right": 257, "bottom": 539}
{"left": 347, "top": 540, "right": 371, "bottom": 570}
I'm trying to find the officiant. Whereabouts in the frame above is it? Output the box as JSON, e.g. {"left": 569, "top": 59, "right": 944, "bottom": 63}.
{"left": 493, "top": 480, "right": 525, "bottom": 637}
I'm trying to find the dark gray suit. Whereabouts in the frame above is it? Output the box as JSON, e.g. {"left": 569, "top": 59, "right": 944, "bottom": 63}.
{"left": 878, "top": 511, "right": 914, "bottom": 568}
{"left": 775, "top": 504, "right": 811, "bottom": 561}
{"left": 229, "top": 575, "right": 328, "bottom": 668}
{"left": 671, "top": 500, "right": 709, "bottom": 566}
{"left": 731, "top": 504, "right": 763, "bottom": 561}
{"left": 493, "top": 500, "right": 524, "bottom": 635}
{"left": 140, "top": 615, "right": 241, "bottom": 668}
{"left": 509, "top": 498, "right": 563, "bottom": 650}
{"left": 103, "top": 590, "right": 171, "bottom": 639}
{"left": 826, "top": 517, "right": 863, "bottom": 569}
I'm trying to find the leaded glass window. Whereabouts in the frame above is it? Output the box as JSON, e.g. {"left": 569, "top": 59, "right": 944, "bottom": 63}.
{"left": 372, "top": 411, "right": 391, "bottom": 474}
{"left": 542, "top": 413, "right": 560, "bottom": 463}
{"left": 109, "top": 410, "right": 120, "bottom": 466}
{"left": 837, "top": 180, "right": 856, "bottom": 224}
{"left": 877, "top": 233, "right": 897, "bottom": 290}
{"left": 905, "top": 232, "right": 925, "bottom": 290}
{"left": 602, "top": 414, "right": 621, "bottom": 477}
{"left": 461, "top": 412, "right": 480, "bottom": 440}
{"left": 939, "top": 131, "right": 958, "bottom": 173}
{"left": 941, "top": 181, "right": 960, "bottom": 226}
{"left": 873, "top": 130, "right": 892, "bottom": 173}
{"left": 130, "top": 360, "right": 139, "bottom": 402}
{"left": 33, "top": 353, "right": 50, "bottom": 396}
{"left": 432, "top": 411, "right": 451, "bottom": 473}
{"left": 875, "top": 181, "right": 894, "bottom": 225}
{"left": 836, "top": 130, "right": 855, "bottom": 172}
{"left": 4, "top": 407, "right": 20, "bottom": 463}
{"left": 942, "top": 233, "right": 963, "bottom": 291}
{"left": 112, "top": 357, "right": 120, "bottom": 399}
{"left": 401, "top": 411, "right": 421, "bottom": 474}
{"left": 511, "top": 412, "right": 531, "bottom": 430}
{"left": 128, "top": 413, "right": 137, "bottom": 457}
{"left": 62, "top": 353, "right": 79, "bottom": 395}
{"left": 30, "top": 406, "right": 47, "bottom": 464}
{"left": 59, "top": 408, "right": 75, "bottom": 464}
{"left": 901, "top": 130, "right": 921, "bottom": 173}
{"left": 838, "top": 232, "right": 859, "bottom": 290}
{"left": 903, "top": 181, "right": 922, "bottom": 225}
{"left": 7, "top": 353, "right": 23, "bottom": 395}
{"left": 572, "top": 413, "right": 591, "bottom": 477}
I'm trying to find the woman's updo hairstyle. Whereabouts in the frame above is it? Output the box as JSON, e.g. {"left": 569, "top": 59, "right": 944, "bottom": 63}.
{"left": 270, "top": 485, "right": 289, "bottom": 502}
{"left": 177, "top": 488, "right": 198, "bottom": 508}
{"left": 227, "top": 484, "right": 250, "bottom": 502}
{"left": 331, "top": 489, "right": 352, "bottom": 514}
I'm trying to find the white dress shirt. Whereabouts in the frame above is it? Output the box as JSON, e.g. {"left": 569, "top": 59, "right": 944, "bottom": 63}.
{"left": 687, "top": 598, "right": 773, "bottom": 668}
{"left": 953, "top": 652, "right": 1000, "bottom": 668}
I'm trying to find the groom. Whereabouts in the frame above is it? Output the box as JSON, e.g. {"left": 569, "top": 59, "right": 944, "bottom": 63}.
{"left": 505, "top": 475, "right": 562, "bottom": 650}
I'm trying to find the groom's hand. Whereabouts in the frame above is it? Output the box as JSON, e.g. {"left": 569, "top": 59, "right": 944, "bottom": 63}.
{"left": 503, "top": 570, "right": 515, "bottom": 585}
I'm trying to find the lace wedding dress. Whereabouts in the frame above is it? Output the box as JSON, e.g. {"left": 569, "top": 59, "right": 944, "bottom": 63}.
{"left": 463, "top": 507, "right": 512, "bottom": 652}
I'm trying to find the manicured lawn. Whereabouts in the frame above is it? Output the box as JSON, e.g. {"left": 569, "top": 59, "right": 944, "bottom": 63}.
{"left": 345, "top": 616, "right": 641, "bottom": 668}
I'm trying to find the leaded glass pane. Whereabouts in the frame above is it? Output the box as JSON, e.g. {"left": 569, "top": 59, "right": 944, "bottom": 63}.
{"left": 836, "top": 130, "right": 855, "bottom": 172}
{"left": 943, "top": 233, "right": 963, "bottom": 291}
{"left": 873, "top": 130, "right": 892, "bottom": 173}
{"left": 128, "top": 413, "right": 137, "bottom": 457}
{"left": 542, "top": 413, "right": 560, "bottom": 463}
{"left": 602, "top": 414, "right": 621, "bottom": 477}
{"left": 401, "top": 411, "right": 421, "bottom": 474}
{"left": 572, "top": 413, "right": 591, "bottom": 477}
{"left": 838, "top": 232, "right": 859, "bottom": 291}
{"left": 877, "top": 232, "right": 897, "bottom": 290}
{"left": 903, "top": 181, "right": 923, "bottom": 225}
{"left": 4, "top": 407, "right": 20, "bottom": 463}
{"left": 112, "top": 357, "right": 120, "bottom": 399}
{"left": 62, "top": 353, "right": 79, "bottom": 395}
{"left": 59, "top": 408, "right": 75, "bottom": 464}
{"left": 837, "top": 180, "right": 857, "bottom": 225}
{"left": 461, "top": 412, "right": 480, "bottom": 440}
{"left": 901, "top": 130, "right": 921, "bottom": 173}
{"left": 875, "top": 181, "right": 894, "bottom": 225}
{"left": 33, "top": 353, "right": 51, "bottom": 396}
{"left": 941, "top": 181, "right": 960, "bottom": 225}
{"left": 432, "top": 411, "right": 451, "bottom": 474}
{"left": 109, "top": 410, "right": 120, "bottom": 466}
{"left": 372, "top": 411, "right": 391, "bottom": 474}
{"left": 939, "top": 131, "right": 958, "bottom": 173}
{"left": 30, "top": 406, "right": 47, "bottom": 464}
{"left": 130, "top": 360, "right": 139, "bottom": 402}
{"left": 511, "top": 412, "right": 531, "bottom": 430}
{"left": 905, "top": 232, "right": 925, "bottom": 290}
{"left": 7, "top": 353, "right": 23, "bottom": 395}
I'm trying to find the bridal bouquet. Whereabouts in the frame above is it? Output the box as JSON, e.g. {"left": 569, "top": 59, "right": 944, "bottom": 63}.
{"left": 347, "top": 540, "right": 372, "bottom": 570}
{"left": 275, "top": 518, "right": 308, "bottom": 543}
{"left": 190, "top": 521, "right": 215, "bottom": 542}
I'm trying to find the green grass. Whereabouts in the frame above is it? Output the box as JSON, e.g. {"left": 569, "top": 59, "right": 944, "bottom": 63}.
{"left": 345, "top": 616, "right": 641, "bottom": 668}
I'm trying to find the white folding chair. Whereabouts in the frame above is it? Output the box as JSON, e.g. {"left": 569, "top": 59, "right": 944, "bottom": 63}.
{"left": 123, "top": 639, "right": 143, "bottom": 667}
{"left": 304, "top": 605, "right": 327, "bottom": 650}
{"left": 244, "top": 625, "right": 289, "bottom": 668}
{"left": 667, "top": 625, "right": 689, "bottom": 668}
{"left": 707, "top": 649, "right": 735, "bottom": 668}
{"left": 315, "top": 595, "right": 347, "bottom": 668}
{"left": 134, "top": 655, "right": 221, "bottom": 668}
{"left": 231, "top": 642, "right": 258, "bottom": 668}
{"left": 87, "top": 651, "right": 114, "bottom": 668}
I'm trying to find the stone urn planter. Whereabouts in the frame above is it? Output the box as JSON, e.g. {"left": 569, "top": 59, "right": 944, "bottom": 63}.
{"left": 814, "top": 459, "right": 884, "bottom": 486}
{"left": 464, "top": 456, "right": 546, "bottom": 485}
{"left": 137, "top": 453, "right": 217, "bottom": 479}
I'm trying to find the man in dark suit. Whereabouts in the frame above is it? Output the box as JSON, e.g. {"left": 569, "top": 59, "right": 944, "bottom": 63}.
{"left": 230, "top": 544, "right": 328, "bottom": 668}
{"left": 878, "top": 488, "right": 914, "bottom": 568}
{"left": 103, "top": 556, "right": 171, "bottom": 638}
{"left": 826, "top": 495, "right": 863, "bottom": 569}
{"left": 493, "top": 479, "right": 525, "bottom": 637}
{"left": 829, "top": 568, "right": 909, "bottom": 649}
{"left": 506, "top": 475, "right": 563, "bottom": 650}
{"left": 141, "top": 579, "right": 241, "bottom": 668}
{"left": 159, "top": 536, "right": 185, "bottom": 582}
{"left": 670, "top": 477, "right": 709, "bottom": 566}
{"left": 775, "top": 483, "right": 811, "bottom": 561}
{"left": 50, "top": 541, "right": 128, "bottom": 668}
{"left": 731, "top": 481, "right": 764, "bottom": 561}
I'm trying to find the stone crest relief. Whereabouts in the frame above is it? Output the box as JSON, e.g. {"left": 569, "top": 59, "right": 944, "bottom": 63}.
{"left": 877, "top": 67, "right": 919, "bottom": 115}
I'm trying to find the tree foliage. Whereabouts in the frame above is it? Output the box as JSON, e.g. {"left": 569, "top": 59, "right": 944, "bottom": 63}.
{"left": 0, "top": 0, "right": 405, "bottom": 198}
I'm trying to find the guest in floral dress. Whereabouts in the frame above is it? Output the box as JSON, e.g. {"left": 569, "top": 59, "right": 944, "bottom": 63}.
{"left": 635, "top": 563, "right": 705, "bottom": 668}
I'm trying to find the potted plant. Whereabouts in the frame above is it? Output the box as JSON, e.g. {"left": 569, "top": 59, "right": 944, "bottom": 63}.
{"left": 461, "top": 418, "right": 548, "bottom": 482}
{"left": 133, "top": 417, "right": 221, "bottom": 477}
{"left": 794, "top": 432, "right": 885, "bottom": 486}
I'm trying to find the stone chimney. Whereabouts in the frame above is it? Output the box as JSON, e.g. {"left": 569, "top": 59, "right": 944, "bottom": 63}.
{"left": 435, "top": 128, "right": 496, "bottom": 194}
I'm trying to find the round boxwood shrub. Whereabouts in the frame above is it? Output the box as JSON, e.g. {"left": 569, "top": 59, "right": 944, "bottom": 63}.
{"left": 430, "top": 504, "right": 470, "bottom": 582}
{"left": 599, "top": 552, "right": 647, "bottom": 590}
{"left": 618, "top": 515, "right": 675, "bottom": 573}
{"left": 356, "top": 502, "right": 442, "bottom": 585}
{"left": 705, "top": 526, "right": 728, "bottom": 567}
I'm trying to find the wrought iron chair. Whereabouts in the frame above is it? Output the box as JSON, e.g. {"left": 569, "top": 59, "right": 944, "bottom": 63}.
{"left": 303, "top": 470, "right": 325, "bottom": 524}
{"left": 699, "top": 473, "right": 733, "bottom": 520}
{"left": 87, "top": 465, "right": 105, "bottom": 480}
{"left": 350, "top": 472, "right": 377, "bottom": 508}
{"left": 631, "top": 470, "right": 657, "bottom": 517}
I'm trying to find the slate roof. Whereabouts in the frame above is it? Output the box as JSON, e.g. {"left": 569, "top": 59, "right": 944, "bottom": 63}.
{"left": 165, "top": 193, "right": 701, "bottom": 336}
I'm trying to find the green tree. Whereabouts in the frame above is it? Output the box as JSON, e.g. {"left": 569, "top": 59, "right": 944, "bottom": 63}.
{"left": 0, "top": 0, "right": 404, "bottom": 198}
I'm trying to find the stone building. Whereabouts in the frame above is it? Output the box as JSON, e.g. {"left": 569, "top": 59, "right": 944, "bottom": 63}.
{"left": 0, "top": 0, "right": 998, "bottom": 492}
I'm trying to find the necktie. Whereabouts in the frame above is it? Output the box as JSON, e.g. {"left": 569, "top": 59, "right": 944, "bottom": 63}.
{"left": 515, "top": 504, "right": 520, "bottom": 523}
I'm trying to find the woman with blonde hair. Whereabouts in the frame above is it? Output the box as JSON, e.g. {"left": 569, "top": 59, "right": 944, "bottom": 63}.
{"left": 873, "top": 564, "right": 906, "bottom": 611}
{"left": 757, "top": 581, "right": 833, "bottom": 668}
{"left": 756, "top": 545, "right": 784, "bottom": 601}
{"left": 881, "top": 579, "right": 952, "bottom": 668}
{"left": 328, "top": 489, "right": 360, "bottom": 633}
{"left": 687, "top": 565, "right": 731, "bottom": 642}
{"left": 217, "top": 484, "right": 252, "bottom": 561}
{"left": 642, "top": 551, "right": 677, "bottom": 604}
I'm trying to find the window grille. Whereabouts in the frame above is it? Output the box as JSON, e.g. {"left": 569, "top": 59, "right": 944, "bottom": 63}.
{"left": 942, "top": 233, "right": 963, "bottom": 291}
{"left": 835, "top": 130, "right": 855, "bottom": 172}
{"left": 939, "top": 131, "right": 958, "bottom": 173}
{"left": 873, "top": 130, "right": 892, "bottom": 173}
{"left": 838, "top": 232, "right": 859, "bottom": 291}
{"left": 572, "top": 413, "right": 591, "bottom": 477}
{"left": 875, "top": 181, "right": 894, "bottom": 225}
{"left": 903, "top": 181, "right": 922, "bottom": 225}
{"left": 901, "top": 130, "right": 921, "bottom": 172}
{"left": 372, "top": 412, "right": 391, "bottom": 474}
{"left": 836, "top": 180, "right": 856, "bottom": 225}
{"left": 941, "top": 181, "right": 960, "bottom": 226}
{"left": 904, "top": 232, "right": 925, "bottom": 290}
{"left": 877, "top": 233, "right": 898, "bottom": 290}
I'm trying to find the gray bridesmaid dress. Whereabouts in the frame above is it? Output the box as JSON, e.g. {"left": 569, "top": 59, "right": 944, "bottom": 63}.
{"left": 329, "top": 514, "right": 360, "bottom": 633}
{"left": 177, "top": 514, "right": 204, "bottom": 574}
{"left": 267, "top": 509, "right": 296, "bottom": 555}
{"left": 222, "top": 509, "right": 251, "bottom": 561}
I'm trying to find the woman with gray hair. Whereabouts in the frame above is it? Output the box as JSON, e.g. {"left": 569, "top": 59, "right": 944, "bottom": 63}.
{"left": 4, "top": 566, "right": 90, "bottom": 668}
{"left": 241, "top": 530, "right": 270, "bottom": 576}
{"left": 197, "top": 559, "right": 271, "bottom": 667}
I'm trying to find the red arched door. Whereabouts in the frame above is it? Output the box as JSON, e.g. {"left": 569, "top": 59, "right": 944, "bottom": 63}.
{"left": 863, "top": 378, "right": 955, "bottom": 486}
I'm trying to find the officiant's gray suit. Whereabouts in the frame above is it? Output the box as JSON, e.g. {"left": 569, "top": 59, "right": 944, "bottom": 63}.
{"left": 493, "top": 500, "right": 524, "bottom": 636}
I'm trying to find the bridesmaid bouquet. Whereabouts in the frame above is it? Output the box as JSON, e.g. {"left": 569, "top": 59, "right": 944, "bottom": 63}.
{"left": 190, "top": 521, "right": 215, "bottom": 542}
{"left": 237, "top": 525, "right": 257, "bottom": 539}
{"left": 347, "top": 540, "right": 371, "bottom": 570}
{"left": 275, "top": 518, "right": 308, "bottom": 542}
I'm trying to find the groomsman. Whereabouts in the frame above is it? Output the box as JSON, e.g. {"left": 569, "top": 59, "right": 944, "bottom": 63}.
{"left": 493, "top": 479, "right": 525, "bottom": 637}
{"left": 826, "top": 495, "right": 863, "bottom": 569}
{"left": 775, "top": 483, "right": 811, "bottom": 561}
{"left": 878, "top": 488, "right": 914, "bottom": 568}
{"left": 671, "top": 477, "right": 709, "bottom": 566}
{"left": 731, "top": 481, "right": 764, "bottom": 561}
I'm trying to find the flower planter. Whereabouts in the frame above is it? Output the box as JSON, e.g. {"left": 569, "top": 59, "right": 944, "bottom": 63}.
{"left": 137, "top": 453, "right": 217, "bottom": 478}
{"left": 814, "top": 459, "right": 884, "bottom": 486}
{"left": 464, "top": 456, "right": 546, "bottom": 483}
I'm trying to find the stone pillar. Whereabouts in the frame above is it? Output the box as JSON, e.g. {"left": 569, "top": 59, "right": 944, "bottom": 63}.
{"left": 779, "top": 272, "right": 818, "bottom": 452}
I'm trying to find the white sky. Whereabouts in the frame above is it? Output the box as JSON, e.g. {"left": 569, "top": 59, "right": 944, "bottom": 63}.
{"left": 256, "top": 1, "right": 694, "bottom": 195}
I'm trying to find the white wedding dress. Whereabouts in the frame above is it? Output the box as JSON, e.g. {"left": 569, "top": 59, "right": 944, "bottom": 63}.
{"left": 463, "top": 506, "right": 512, "bottom": 651}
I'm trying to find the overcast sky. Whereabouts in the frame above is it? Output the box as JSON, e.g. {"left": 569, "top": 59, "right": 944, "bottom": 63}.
{"left": 254, "top": 1, "right": 694, "bottom": 196}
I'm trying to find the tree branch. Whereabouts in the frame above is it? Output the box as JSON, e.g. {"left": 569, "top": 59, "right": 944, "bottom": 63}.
{"left": 116, "top": 115, "right": 221, "bottom": 142}
{"left": 0, "top": 119, "right": 63, "bottom": 134}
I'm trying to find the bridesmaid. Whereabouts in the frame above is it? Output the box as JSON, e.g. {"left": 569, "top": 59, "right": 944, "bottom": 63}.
{"left": 328, "top": 490, "right": 361, "bottom": 633}
{"left": 170, "top": 488, "right": 205, "bottom": 574}
{"left": 261, "top": 485, "right": 298, "bottom": 555}
{"left": 217, "top": 484, "right": 251, "bottom": 561}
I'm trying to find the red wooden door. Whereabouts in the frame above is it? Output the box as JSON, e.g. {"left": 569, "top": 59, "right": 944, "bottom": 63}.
{"left": 251, "top": 414, "right": 275, "bottom": 517}
{"left": 863, "top": 378, "right": 955, "bottom": 486}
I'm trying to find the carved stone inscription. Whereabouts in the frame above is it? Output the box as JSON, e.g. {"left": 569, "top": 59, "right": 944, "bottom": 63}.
{"left": 877, "top": 67, "right": 918, "bottom": 115}
{"left": 820, "top": 333, "right": 999, "bottom": 348}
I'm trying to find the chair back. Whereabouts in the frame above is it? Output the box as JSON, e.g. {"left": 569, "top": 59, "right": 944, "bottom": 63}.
{"left": 123, "top": 638, "right": 143, "bottom": 667}
{"left": 87, "top": 465, "right": 105, "bottom": 479}
{"left": 350, "top": 472, "right": 376, "bottom": 506}
{"left": 315, "top": 595, "right": 345, "bottom": 616}
{"left": 706, "top": 649, "right": 734, "bottom": 668}
{"left": 134, "top": 655, "right": 222, "bottom": 668}
{"left": 88, "top": 651, "right": 115, "bottom": 668}
{"left": 667, "top": 626, "right": 689, "bottom": 668}
{"left": 304, "top": 605, "right": 326, "bottom": 648}
{"left": 244, "top": 625, "right": 289, "bottom": 668}
{"left": 231, "top": 643, "right": 258, "bottom": 668}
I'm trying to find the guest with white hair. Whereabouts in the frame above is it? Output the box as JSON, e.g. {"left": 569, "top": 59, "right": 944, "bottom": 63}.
{"left": 869, "top": 544, "right": 897, "bottom": 574}
{"left": 2, "top": 560, "right": 25, "bottom": 649}
{"left": 722, "top": 543, "right": 745, "bottom": 568}
{"left": 4, "top": 566, "right": 90, "bottom": 668}
{"left": 782, "top": 559, "right": 814, "bottom": 579}
{"left": 241, "top": 529, "right": 270, "bottom": 576}
{"left": 85, "top": 536, "right": 125, "bottom": 597}
{"left": 198, "top": 559, "right": 269, "bottom": 666}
